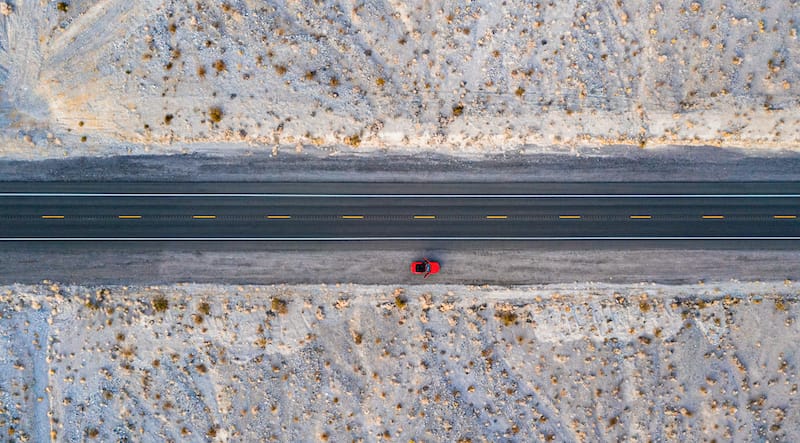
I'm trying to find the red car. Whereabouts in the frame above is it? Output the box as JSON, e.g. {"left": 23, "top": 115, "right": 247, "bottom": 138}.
{"left": 411, "top": 258, "right": 440, "bottom": 278}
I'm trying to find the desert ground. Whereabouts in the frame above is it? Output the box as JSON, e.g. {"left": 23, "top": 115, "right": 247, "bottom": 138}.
{"left": 0, "top": 0, "right": 798, "bottom": 158}
{"left": 1, "top": 282, "right": 800, "bottom": 442}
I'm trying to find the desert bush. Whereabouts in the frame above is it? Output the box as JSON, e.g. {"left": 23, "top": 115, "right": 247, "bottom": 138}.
{"left": 271, "top": 297, "right": 288, "bottom": 314}
{"left": 208, "top": 107, "right": 223, "bottom": 123}
{"left": 152, "top": 296, "right": 169, "bottom": 312}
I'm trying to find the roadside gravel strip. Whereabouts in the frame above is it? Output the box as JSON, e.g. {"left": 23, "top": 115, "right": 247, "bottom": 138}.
{"left": 0, "top": 246, "right": 797, "bottom": 285}
{"left": 1, "top": 146, "right": 800, "bottom": 182}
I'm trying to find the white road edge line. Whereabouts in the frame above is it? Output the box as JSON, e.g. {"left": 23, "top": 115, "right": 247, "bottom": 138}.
{"left": 1, "top": 193, "right": 799, "bottom": 198}
{"left": 1, "top": 237, "right": 799, "bottom": 241}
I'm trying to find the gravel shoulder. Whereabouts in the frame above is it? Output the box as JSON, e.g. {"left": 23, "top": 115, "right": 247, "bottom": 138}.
{"left": 1, "top": 243, "right": 797, "bottom": 286}
{"left": 1, "top": 145, "right": 800, "bottom": 182}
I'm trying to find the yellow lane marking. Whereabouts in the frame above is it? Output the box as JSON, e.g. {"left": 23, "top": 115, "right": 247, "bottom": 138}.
{"left": 702, "top": 215, "right": 724, "bottom": 219}
{"left": 118, "top": 215, "right": 142, "bottom": 219}
{"left": 41, "top": 215, "right": 65, "bottom": 219}
{"left": 192, "top": 215, "right": 216, "bottom": 219}
{"left": 486, "top": 215, "right": 508, "bottom": 219}
{"left": 413, "top": 215, "right": 436, "bottom": 219}
{"left": 266, "top": 215, "right": 291, "bottom": 219}
{"left": 559, "top": 215, "right": 581, "bottom": 219}
{"left": 629, "top": 215, "right": 652, "bottom": 219}
{"left": 341, "top": 215, "right": 364, "bottom": 219}
{"left": 774, "top": 215, "right": 797, "bottom": 219}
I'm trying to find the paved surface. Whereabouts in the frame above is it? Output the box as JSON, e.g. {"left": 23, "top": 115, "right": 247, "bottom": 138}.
{"left": 1, "top": 182, "right": 799, "bottom": 241}
{"left": 1, "top": 182, "right": 798, "bottom": 285}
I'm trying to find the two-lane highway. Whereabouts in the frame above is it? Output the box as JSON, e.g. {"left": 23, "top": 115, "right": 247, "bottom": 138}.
{"left": 0, "top": 182, "right": 798, "bottom": 242}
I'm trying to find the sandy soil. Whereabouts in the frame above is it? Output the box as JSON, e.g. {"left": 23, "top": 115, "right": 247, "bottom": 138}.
{"left": 1, "top": 282, "right": 799, "bottom": 441}
{"left": 0, "top": 1, "right": 798, "bottom": 159}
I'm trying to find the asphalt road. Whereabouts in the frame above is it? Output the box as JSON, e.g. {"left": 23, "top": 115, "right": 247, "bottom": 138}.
{"left": 1, "top": 182, "right": 799, "bottom": 242}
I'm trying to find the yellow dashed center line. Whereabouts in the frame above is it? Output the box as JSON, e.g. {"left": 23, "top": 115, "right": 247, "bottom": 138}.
{"left": 266, "top": 215, "right": 291, "bottom": 219}
{"left": 702, "top": 215, "right": 724, "bottom": 219}
{"left": 341, "top": 215, "right": 364, "bottom": 219}
{"left": 413, "top": 215, "right": 436, "bottom": 219}
{"left": 118, "top": 215, "right": 142, "bottom": 219}
{"left": 41, "top": 215, "right": 65, "bottom": 219}
{"left": 486, "top": 215, "right": 508, "bottom": 219}
{"left": 774, "top": 215, "right": 797, "bottom": 219}
{"left": 630, "top": 215, "right": 652, "bottom": 219}
{"left": 559, "top": 215, "right": 581, "bottom": 219}
{"left": 192, "top": 215, "right": 216, "bottom": 219}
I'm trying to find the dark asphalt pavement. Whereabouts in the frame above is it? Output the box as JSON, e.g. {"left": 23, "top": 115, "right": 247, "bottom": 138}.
{"left": 0, "top": 182, "right": 799, "bottom": 241}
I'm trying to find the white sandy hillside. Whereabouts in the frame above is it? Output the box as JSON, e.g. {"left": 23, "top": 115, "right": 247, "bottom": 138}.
{"left": 1, "top": 282, "right": 800, "bottom": 441}
{"left": 0, "top": 0, "right": 798, "bottom": 158}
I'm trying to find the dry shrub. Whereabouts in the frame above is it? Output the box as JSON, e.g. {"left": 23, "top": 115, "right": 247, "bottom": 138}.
{"left": 271, "top": 297, "right": 288, "bottom": 314}
{"left": 344, "top": 134, "right": 361, "bottom": 147}
{"left": 152, "top": 296, "right": 169, "bottom": 312}
{"left": 198, "top": 302, "right": 211, "bottom": 315}
{"left": 495, "top": 308, "right": 517, "bottom": 326}
{"left": 208, "top": 107, "right": 223, "bottom": 123}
